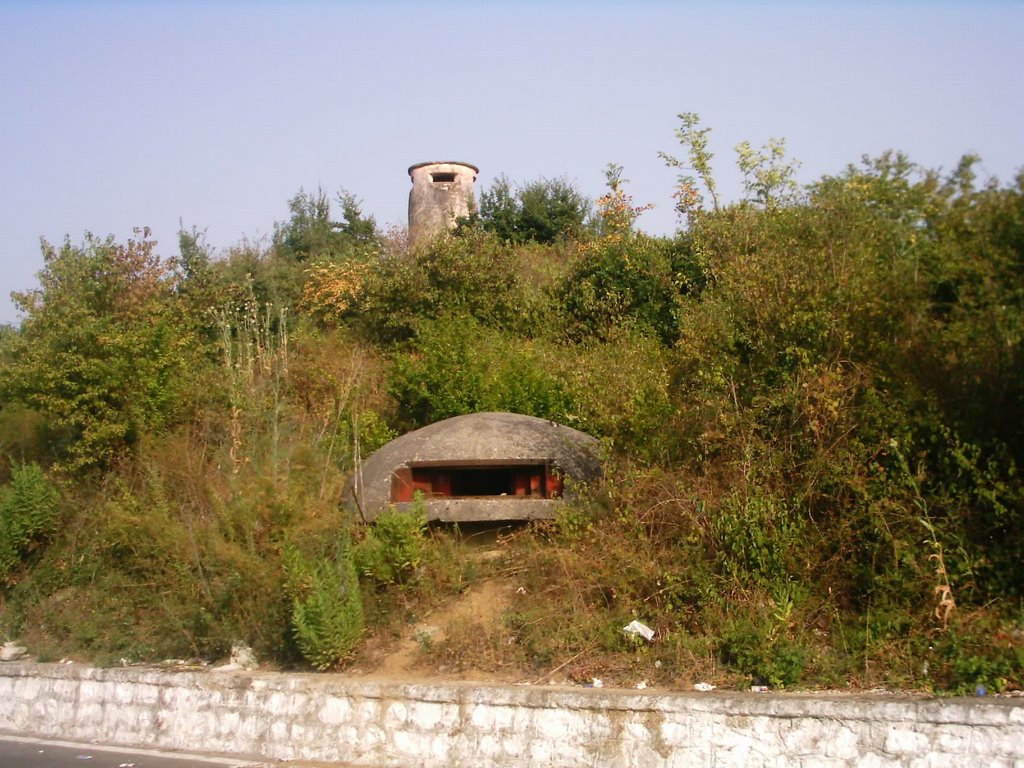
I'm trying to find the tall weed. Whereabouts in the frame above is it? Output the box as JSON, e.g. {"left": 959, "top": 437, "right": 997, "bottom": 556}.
{"left": 283, "top": 533, "right": 364, "bottom": 670}
{"left": 0, "top": 462, "right": 60, "bottom": 582}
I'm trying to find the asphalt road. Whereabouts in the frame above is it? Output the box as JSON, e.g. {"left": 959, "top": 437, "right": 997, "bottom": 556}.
{"left": 0, "top": 737, "right": 264, "bottom": 768}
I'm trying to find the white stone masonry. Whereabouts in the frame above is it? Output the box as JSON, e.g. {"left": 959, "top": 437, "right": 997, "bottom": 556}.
{"left": 0, "top": 663, "right": 1022, "bottom": 767}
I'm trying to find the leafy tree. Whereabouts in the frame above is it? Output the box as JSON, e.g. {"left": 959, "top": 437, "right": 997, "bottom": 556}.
{"left": 175, "top": 225, "right": 227, "bottom": 336}
{"left": 475, "top": 175, "right": 519, "bottom": 241}
{"left": 477, "top": 174, "right": 591, "bottom": 243}
{"left": 735, "top": 137, "right": 802, "bottom": 208}
{"left": 388, "top": 315, "right": 573, "bottom": 429}
{"left": 3, "top": 230, "right": 194, "bottom": 472}
{"left": 266, "top": 187, "right": 379, "bottom": 319}
{"left": 593, "top": 163, "right": 654, "bottom": 238}
{"left": 659, "top": 111, "right": 721, "bottom": 220}
{"left": 557, "top": 165, "right": 687, "bottom": 344}
{"left": 336, "top": 190, "right": 378, "bottom": 243}
{"left": 274, "top": 186, "right": 377, "bottom": 262}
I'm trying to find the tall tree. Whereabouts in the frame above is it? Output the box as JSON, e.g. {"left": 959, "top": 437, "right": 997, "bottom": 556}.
{"left": 477, "top": 175, "right": 591, "bottom": 244}
{"left": 3, "top": 230, "right": 194, "bottom": 471}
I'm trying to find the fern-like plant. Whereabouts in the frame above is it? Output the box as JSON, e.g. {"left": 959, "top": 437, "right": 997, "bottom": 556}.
{"left": 283, "top": 535, "right": 363, "bottom": 670}
{"left": 0, "top": 462, "right": 60, "bottom": 582}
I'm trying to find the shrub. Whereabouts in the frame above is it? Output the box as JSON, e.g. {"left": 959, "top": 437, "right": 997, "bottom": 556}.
{"left": 356, "top": 230, "right": 530, "bottom": 343}
{"left": 558, "top": 333, "right": 676, "bottom": 461}
{"left": 354, "top": 498, "right": 427, "bottom": 585}
{"left": 0, "top": 462, "right": 60, "bottom": 582}
{"left": 558, "top": 233, "right": 699, "bottom": 345}
{"left": 719, "top": 619, "right": 807, "bottom": 688}
{"left": 710, "top": 489, "right": 807, "bottom": 586}
{"left": 388, "top": 315, "right": 573, "bottom": 429}
{"left": 283, "top": 534, "right": 364, "bottom": 670}
{"left": 476, "top": 174, "right": 592, "bottom": 244}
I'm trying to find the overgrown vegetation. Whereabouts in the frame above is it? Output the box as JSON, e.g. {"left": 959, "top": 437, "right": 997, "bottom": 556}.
{"left": 0, "top": 114, "right": 1021, "bottom": 692}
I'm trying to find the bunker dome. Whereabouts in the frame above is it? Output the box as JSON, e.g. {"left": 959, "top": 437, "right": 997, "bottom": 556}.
{"left": 349, "top": 412, "right": 601, "bottom": 523}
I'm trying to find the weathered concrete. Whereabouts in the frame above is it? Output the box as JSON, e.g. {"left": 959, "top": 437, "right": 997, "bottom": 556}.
{"left": 407, "top": 161, "right": 478, "bottom": 249}
{"left": 350, "top": 412, "right": 602, "bottom": 523}
{"left": 1, "top": 663, "right": 1022, "bottom": 767}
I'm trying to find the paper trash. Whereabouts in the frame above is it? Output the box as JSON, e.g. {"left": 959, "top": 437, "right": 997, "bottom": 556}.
{"left": 622, "top": 620, "right": 655, "bottom": 641}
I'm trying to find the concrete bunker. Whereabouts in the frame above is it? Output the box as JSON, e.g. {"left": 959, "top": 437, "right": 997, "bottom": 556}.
{"left": 407, "top": 161, "right": 478, "bottom": 249}
{"left": 350, "top": 412, "right": 601, "bottom": 523}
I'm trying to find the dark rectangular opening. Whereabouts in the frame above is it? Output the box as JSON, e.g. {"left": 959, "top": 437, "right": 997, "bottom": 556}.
{"left": 430, "top": 172, "right": 457, "bottom": 183}
{"left": 391, "top": 462, "right": 561, "bottom": 502}
{"left": 448, "top": 467, "right": 526, "bottom": 497}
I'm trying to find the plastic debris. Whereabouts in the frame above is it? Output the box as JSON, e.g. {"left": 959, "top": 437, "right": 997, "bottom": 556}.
{"left": 622, "top": 620, "right": 655, "bottom": 642}
{"left": 591, "top": 677, "right": 604, "bottom": 688}
{"left": 636, "top": 680, "right": 648, "bottom": 690}
{"left": 76, "top": 756, "right": 93, "bottom": 761}
{"left": 694, "top": 682, "right": 716, "bottom": 692}
{"left": 750, "top": 685, "right": 770, "bottom": 692}
{"left": 976, "top": 685, "right": 988, "bottom": 697}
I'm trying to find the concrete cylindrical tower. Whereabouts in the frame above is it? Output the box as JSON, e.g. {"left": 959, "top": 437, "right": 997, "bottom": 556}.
{"left": 407, "top": 161, "right": 479, "bottom": 249}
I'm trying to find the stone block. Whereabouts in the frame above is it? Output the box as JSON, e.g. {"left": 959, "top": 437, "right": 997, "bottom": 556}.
{"left": 534, "top": 707, "right": 578, "bottom": 740}
{"left": 318, "top": 695, "right": 352, "bottom": 726}
{"left": 659, "top": 718, "right": 692, "bottom": 748}
{"left": 409, "top": 700, "right": 457, "bottom": 731}
{"left": 822, "top": 725, "right": 861, "bottom": 760}
{"left": 470, "top": 702, "right": 516, "bottom": 730}
{"left": 529, "top": 736, "right": 554, "bottom": 764}
{"left": 13, "top": 676, "right": 40, "bottom": 700}
{"left": 884, "top": 726, "right": 931, "bottom": 755}
{"left": 428, "top": 732, "right": 453, "bottom": 762}
{"left": 352, "top": 698, "right": 380, "bottom": 727}
{"left": 853, "top": 751, "right": 894, "bottom": 767}
{"left": 382, "top": 699, "right": 409, "bottom": 729}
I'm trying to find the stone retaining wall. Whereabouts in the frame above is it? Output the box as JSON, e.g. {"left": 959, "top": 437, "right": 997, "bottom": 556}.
{"left": 0, "top": 663, "right": 1022, "bottom": 767}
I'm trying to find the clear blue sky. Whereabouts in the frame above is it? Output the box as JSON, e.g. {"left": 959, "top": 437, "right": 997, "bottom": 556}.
{"left": 1, "top": 1, "right": 1021, "bottom": 325}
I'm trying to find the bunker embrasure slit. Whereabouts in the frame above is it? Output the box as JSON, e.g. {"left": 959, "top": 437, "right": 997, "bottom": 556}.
{"left": 390, "top": 461, "right": 563, "bottom": 503}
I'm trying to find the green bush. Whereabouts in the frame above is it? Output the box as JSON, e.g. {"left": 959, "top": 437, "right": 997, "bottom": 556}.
{"left": 475, "top": 174, "right": 592, "bottom": 244}
{"left": 388, "top": 315, "right": 573, "bottom": 429}
{"left": 557, "top": 233, "right": 699, "bottom": 345}
{"left": 354, "top": 499, "right": 427, "bottom": 585}
{"left": 719, "top": 621, "right": 807, "bottom": 689}
{"left": 356, "top": 230, "right": 531, "bottom": 343}
{"left": 4, "top": 232, "right": 197, "bottom": 472}
{"left": 558, "top": 333, "right": 676, "bottom": 461}
{"left": 710, "top": 490, "right": 807, "bottom": 585}
{"left": 0, "top": 462, "right": 60, "bottom": 583}
{"left": 283, "top": 534, "right": 364, "bottom": 670}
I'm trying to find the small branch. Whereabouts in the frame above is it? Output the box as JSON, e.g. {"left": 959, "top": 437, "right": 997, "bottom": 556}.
{"left": 531, "top": 646, "right": 593, "bottom": 685}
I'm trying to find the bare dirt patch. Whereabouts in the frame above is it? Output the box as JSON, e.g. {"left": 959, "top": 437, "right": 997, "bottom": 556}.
{"left": 351, "top": 575, "right": 521, "bottom": 683}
